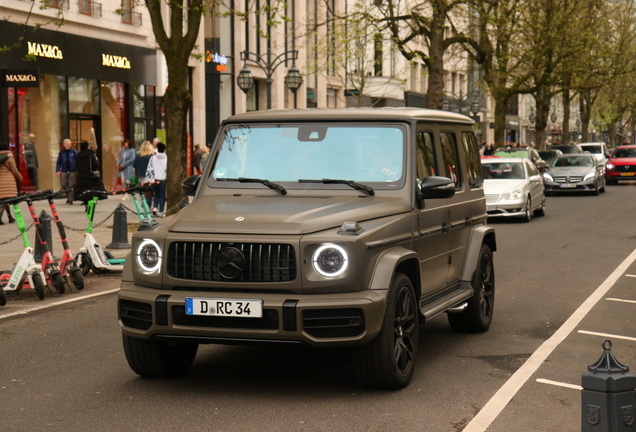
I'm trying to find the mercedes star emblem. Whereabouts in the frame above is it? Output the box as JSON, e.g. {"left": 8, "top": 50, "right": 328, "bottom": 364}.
{"left": 216, "top": 247, "right": 246, "bottom": 279}
{"left": 235, "top": 217, "right": 245, "bottom": 221}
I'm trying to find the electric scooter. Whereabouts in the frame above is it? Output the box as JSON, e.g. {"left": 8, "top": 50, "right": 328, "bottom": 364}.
{"left": 125, "top": 183, "right": 160, "bottom": 231}
{"left": 75, "top": 190, "right": 126, "bottom": 276}
{"left": 38, "top": 189, "right": 84, "bottom": 290}
{"left": 0, "top": 195, "right": 48, "bottom": 304}
{"left": 23, "top": 191, "right": 66, "bottom": 294}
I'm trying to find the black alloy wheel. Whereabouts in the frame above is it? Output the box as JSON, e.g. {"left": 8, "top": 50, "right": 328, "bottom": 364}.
{"left": 352, "top": 272, "right": 418, "bottom": 389}
{"left": 448, "top": 244, "right": 495, "bottom": 333}
{"left": 523, "top": 197, "right": 532, "bottom": 222}
{"left": 122, "top": 333, "right": 199, "bottom": 378}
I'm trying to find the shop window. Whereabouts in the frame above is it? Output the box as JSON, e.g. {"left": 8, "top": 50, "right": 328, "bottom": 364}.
{"left": 69, "top": 77, "right": 99, "bottom": 115}
{"left": 101, "top": 81, "right": 127, "bottom": 158}
{"left": 133, "top": 85, "right": 145, "bottom": 117}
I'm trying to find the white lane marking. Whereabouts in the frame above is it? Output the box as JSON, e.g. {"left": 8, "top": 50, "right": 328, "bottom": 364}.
{"left": 463, "top": 247, "right": 636, "bottom": 432}
{"left": 0, "top": 288, "right": 120, "bottom": 320}
{"left": 536, "top": 378, "right": 582, "bottom": 391}
{"left": 578, "top": 330, "right": 636, "bottom": 342}
{"left": 606, "top": 297, "right": 636, "bottom": 304}
{"left": 625, "top": 274, "right": 636, "bottom": 278}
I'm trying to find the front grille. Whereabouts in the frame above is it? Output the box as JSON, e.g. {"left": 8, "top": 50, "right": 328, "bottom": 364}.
{"left": 172, "top": 306, "right": 279, "bottom": 330}
{"left": 553, "top": 176, "right": 583, "bottom": 183}
{"left": 168, "top": 242, "right": 296, "bottom": 283}
{"left": 485, "top": 194, "right": 500, "bottom": 203}
{"left": 120, "top": 300, "right": 153, "bottom": 330}
{"left": 303, "top": 308, "right": 365, "bottom": 338}
{"left": 615, "top": 165, "right": 636, "bottom": 173}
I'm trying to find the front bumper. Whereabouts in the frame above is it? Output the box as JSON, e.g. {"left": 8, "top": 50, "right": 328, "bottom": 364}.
{"left": 544, "top": 180, "right": 597, "bottom": 192}
{"left": 118, "top": 281, "right": 389, "bottom": 347}
{"left": 486, "top": 199, "right": 525, "bottom": 217}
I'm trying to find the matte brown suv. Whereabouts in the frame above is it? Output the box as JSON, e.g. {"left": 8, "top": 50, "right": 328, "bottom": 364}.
{"left": 119, "top": 108, "right": 496, "bottom": 389}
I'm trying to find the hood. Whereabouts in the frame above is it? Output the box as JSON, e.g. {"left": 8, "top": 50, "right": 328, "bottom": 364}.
{"left": 609, "top": 157, "right": 636, "bottom": 166}
{"left": 548, "top": 166, "right": 593, "bottom": 175}
{"left": 168, "top": 195, "right": 411, "bottom": 235}
{"left": 484, "top": 179, "right": 527, "bottom": 195}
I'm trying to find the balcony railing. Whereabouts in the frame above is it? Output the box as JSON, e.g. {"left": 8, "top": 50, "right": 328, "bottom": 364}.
{"left": 78, "top": 0, "right": 102, "bottom": 16}
{"left": 121, "top": 10, "right": 142, "bottom": 26}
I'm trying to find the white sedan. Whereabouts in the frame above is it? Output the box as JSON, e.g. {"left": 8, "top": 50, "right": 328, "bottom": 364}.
{"left": 482, "top": 157, "right": 546, "bottom": 222}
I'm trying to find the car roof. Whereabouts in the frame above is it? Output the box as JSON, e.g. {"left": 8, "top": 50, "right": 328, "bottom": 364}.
{"left": 225, "top": 107, "right": 475, "bottom": 125}
{"left": 482, "top": 157, "right": 525, "bottom": 163}
{"left": 554, "top": 153, "right": 593, "bottom": 158}
{"left": 579, "top": 142, "right": 605, "bottom": 146}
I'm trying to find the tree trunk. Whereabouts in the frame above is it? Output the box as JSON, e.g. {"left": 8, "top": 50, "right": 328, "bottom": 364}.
{"left": 494, "top": 97, "right": 507, "bottom": 148}
{"left": 579, "top": 90, "right": 593, "bottom": 142}
{"left": 534, "top": 89, "right": 551, "bottom": 150}
{"left": 562, "top": 88, "right": 571, "bottom": 145}
{"left": 426, "top": 6, "right": 446, "bottom": 110}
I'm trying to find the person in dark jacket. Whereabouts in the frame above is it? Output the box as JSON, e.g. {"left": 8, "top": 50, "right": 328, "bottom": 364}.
{"left": 55, "top": 139, "right": 78, "bottom": 203}
{"left": 73, "top": 141, "right": 103, "bottom": 205}
{"left": 134, "top": 141, "right": 155, "bottom": 207}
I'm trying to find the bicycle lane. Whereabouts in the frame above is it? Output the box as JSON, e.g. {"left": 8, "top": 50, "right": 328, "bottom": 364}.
{"left": 464, "top": 247, "right": 636, "bottom": 432}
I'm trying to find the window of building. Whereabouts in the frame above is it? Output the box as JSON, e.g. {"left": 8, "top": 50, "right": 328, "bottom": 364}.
{"left": 440, "top": 131, "right": 462, "bottom": 189}
{"left": 69, "top": 77, "right": 99, "bottom": 115}
{"left": 101, "top": 81, "right": 127, "bottom": 157}
{"left": 461, "top": 131, "right": 482, "bottom": 189}
{"left": 246, "top": 80, "right": 259, "bottom": 111}
{"left": 416, "top": 131, "right": 436, "bottom": 181}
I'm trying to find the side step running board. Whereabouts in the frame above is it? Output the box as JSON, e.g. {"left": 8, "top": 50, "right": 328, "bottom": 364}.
{"left": 420, "top": 286, "right": 473, "bottom": 321}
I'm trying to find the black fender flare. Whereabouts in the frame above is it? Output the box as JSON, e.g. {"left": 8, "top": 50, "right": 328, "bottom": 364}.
{"left": 369, "top": 247, "right": 420, "bottom": 290}
{"left": 461, "top": 225, "right": 496, "bottom": 282}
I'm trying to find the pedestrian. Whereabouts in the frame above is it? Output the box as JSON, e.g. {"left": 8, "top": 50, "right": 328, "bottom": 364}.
{"left": 74, "top": 141, "right": 103, "bottom": 206}
{"left": 200, "top": 143, "right": 211, "bottom": 169}
{"left": 484, "top": 143, "right": 495, "bottom": 156}
{"left": 0, "top": 142, "right": 22, "bottom": 225}
{"left": 146, "top": 142, "right": 167, "bottom": 217}
{"left": 117, "top": 139, "right": 135, "bottom": 195}
{"left": 134, "top": 141, "right": 155, "bottom": 207}
{"left": 152, "top": 137, "right": 160, "bottom": 153}
{"left": 193, "top": 143, "right": 202, "bottom": 175}
{"left": 24, "top": 133, "right": 39, "bottom": 190}
{"left": 102, "top": 144, "right": 118, "bottom": 192}
{"left": 55, "top": 138, "right": 78, "bottom": 204}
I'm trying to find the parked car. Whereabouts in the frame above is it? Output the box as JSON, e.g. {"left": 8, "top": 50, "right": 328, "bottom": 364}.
{"left": 578, "top": 142, "right": 610, "bottom": 166}
{"left": 483, "top": 157, "right": 545, "bottom": 222}
{"left": 547, "top": 144, "right": 583, "bottom": 154}
{"left": 118, "top": 108, "right": 497, "bottom": 390}
{"left": 543, "top": 154, "right": 606, "bottom": 194}
{"left": 605, "top": 145, "right": 636, "bottom": 185}
{"left": 493, "top": 147, "right": 545, "bottom": 171}
{"left": 538, "top": 149, "right": 563, "bottom": 165}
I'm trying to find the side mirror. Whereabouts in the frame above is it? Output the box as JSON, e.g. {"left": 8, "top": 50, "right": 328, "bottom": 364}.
{"left": 419, "top": 176, "right": 456, "bottom": 199}
{"left": 182, "top": 175, "right": 201, "bottom": 197}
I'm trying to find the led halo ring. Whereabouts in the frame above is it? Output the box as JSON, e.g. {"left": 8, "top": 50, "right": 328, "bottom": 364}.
{"left": 136, "top": 239, "right": 162, "bottom": 273}
{"left": 312, "top": 244, "right": 348, "bottom": 277}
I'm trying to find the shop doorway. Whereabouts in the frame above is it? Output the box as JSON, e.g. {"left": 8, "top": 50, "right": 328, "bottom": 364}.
{"left": 69, "top": 116, "right": 98, "bottom": 150}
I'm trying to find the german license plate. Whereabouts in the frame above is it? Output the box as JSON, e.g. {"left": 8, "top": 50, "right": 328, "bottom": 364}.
{"left": 620, "top": 172, "right": 634, "bottom": 176}
{"left": 560, "top": 183, "right": 576, "bottom": 188}
{"left": 185, "top": 298, "right": 263, "bottom": 318}
{"left": 486, "top": 204, "right": 497, "bottom": 211}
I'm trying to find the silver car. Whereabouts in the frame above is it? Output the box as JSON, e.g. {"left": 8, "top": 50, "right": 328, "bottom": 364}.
{"left": 483, "top": 157, "right": 546, "bottom": 222}
{"left": 543, "top": 154, "right": 606, "bottom": 195}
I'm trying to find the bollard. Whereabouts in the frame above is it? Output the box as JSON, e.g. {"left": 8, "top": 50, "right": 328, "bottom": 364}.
{"left": 582, "top": 339, "right": 636, "bottom": 431}
{"left": 34, "top": 210, "right": 56, "bottom": 261}
{"left": 107, "top": 204, "right": 131, "bottom": 249}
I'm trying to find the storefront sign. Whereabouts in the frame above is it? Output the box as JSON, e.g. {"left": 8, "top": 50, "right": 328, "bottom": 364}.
{"left": 27, "top": 42, "right": 63, "bottom": 59}
{"left": 102, "top": 54, "right": 131, "bottom": 69}
{"left": 1, "top": 69, "right": 40, "bottom": 87}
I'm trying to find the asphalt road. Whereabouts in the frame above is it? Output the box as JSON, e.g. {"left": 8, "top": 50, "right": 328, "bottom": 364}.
{"left": 2, "top": 184, "right": 636, "bottom": 432}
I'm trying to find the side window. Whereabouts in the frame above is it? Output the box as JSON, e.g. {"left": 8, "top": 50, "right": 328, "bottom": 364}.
{"left": 461, "top": 132, "right": 482, "bottom": 189}
{"left": 526, "top": 161, "right": 538, "bottom": 176}
{"left": 440, "top": 132, "right": 462, "bottom": 189}
{"left": 416, "top": 131, "right": 436, "bottom": 182}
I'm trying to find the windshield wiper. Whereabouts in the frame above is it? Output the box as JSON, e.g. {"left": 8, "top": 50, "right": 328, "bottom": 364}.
{"left": 299, "top": 179, "right": 375, "bottom": 196}
{"left": 217, "top": 177, "right": 287, "bottom": 195}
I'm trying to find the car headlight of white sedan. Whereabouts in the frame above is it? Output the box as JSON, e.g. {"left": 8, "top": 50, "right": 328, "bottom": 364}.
{"left": 503, "top": 189, "right": 522, "bottom": 201}
{"left": 584, "top": 172, "right": 596, "bottom": 182}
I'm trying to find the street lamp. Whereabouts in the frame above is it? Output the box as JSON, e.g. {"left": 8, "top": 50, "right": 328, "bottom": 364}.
{"left": 470, "top": 100, "right": 480, "bottom": 116}
{"left": 237, "top": 49, "right": 300, "bottom": 110}
{"left": 593, "top": 118, "right": 598, "bottom": 127}
{"left": 442, "top": 99, "right": 451, "bottom": 111}
{"left": 550, "top": 112, "right": 558, "bottom": 123}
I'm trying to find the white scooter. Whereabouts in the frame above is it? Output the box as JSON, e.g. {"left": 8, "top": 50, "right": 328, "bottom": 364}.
{"left": 75, "top": 191, "right": 125, "bottom": 275}
{"left": 0, "top": 196, "right": 47, "bottom": 305}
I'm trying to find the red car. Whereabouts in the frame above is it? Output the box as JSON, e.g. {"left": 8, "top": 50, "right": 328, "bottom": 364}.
{"left": 606, "top": 146, "right": 636, "bottom": 185}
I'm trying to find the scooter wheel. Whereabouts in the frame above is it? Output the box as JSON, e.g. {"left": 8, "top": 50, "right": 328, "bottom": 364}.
{"left": 32, "top": 273, "right": 45, "bottom": 300}
{"left": 78, "top": 255, "right": 91, "bottom": 276}
{"left": 52, "top": 273, "right": 65, "bottom": 294}
{"left": 0, "top": 285, "right": 6, "bottom": 307}
{"left": 72, "top": 269, "right": 84, "bottom": 291}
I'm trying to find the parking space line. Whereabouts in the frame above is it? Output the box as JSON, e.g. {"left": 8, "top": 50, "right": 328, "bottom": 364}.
{"left": 578, "top": 330, "right": 636, "bottom": 342}
{"left": 463, "top": 246, "right": 636, "bottom": 432}
{"left": 536, "top": 378, "right": 582, "bottom": 391}
{"left": 606, "top": 297, "right": 636, "bottom": 304}
{"left": 0, "top": 288, "right": 120, "bottom": 320}
{"left": 625, "top": 274, "right": 636, "bottom": 278}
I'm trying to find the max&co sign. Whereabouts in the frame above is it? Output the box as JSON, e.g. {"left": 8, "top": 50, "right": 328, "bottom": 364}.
{"left": 1, "top": 69, "right": 40, "bottom": 88}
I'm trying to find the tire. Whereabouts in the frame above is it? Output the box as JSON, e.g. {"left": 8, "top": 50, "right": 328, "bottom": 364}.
{"left": 352, "top": 272, "right": 418, "bottom": 390}
{"left": 593, "top": 182, "right": 600, "bottom": 195}
{"left": 448, "top": 244, "right": 495, "bottom": 333}
{"left": 534, "top": 195, "right": 546, "bottom": 217}
{"left": 78, "top": 254, "right": 91, "bottom": 276}
{"left": 71, "top": 269, "right": 84, "bottom": 290}
{"left": 600, "top": 182, "right": 606, "bottom": 193}
{"left": 52, "top": 272, "right": 65, "bottom": 294}
{"left": 32, "top": 273, "right": 46, "bottom": 300}
{"left": 522, "top": 197, "right": 532, "bottom": 222}
{"left": 0, "top": 285, "right": 6, "bottom": 307}
{"left": 122, "top": 333, "right": 198, "bottom": 378}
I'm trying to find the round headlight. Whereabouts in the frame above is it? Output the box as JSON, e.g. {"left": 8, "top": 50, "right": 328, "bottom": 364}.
{"left": 136, "top": 239, "right": 162, "bottom": 273}
{"left": 312, "top": 244, "right": 348, "bottom": 277}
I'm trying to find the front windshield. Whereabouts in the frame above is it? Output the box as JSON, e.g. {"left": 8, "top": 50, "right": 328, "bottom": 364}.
{"left": 209, "top": 124, "right": 405, "bottom": 187}
{"left": 551, "top": 156, "right": 595, "bottom": 167}
{"left": 612, "top": 148, "right": 636, "bottom": 158}
{"left": 581, "top": 145, "right": 602, "bottom": 154}
{"left": 482, "top": 162, "right": 525, "bottom": 180}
